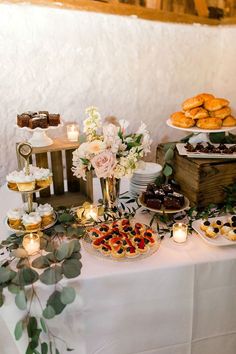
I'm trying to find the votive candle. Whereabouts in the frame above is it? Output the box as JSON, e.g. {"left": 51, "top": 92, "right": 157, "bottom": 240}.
{"left": 67, "top": 124, "right": 79, "bottom": 142}
{"left": 23, "top": 233, "right": 40, "bottom": 255}
{"left": 172, "top": 223, "right": 188, "bottom": 244}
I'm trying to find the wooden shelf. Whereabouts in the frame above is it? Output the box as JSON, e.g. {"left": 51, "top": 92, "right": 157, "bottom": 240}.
{"left": 32, "top": 138, "right": 80, "bottom": 154}
{"left": 4, "top": 0, "right": 223, "bottom": 25}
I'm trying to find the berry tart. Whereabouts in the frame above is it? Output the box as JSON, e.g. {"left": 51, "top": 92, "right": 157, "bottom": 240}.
{"left": 86, "top": 219, "right": 159, "bottom": 260}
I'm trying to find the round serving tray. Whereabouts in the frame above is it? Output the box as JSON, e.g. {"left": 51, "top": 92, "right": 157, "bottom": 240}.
{"left": 5, "top": 211, "right": 57, "bottom": 234}
{"left": 7, "top": 184, "right": 49, "bottom": 194}
{"left": 166, "top": 119, "right": 236, "bottom": 133}
{"left": 138, "top": 195, "right": 190, "bottom": 214}
{"left": 82, "top": 233, "right": 161, "bottom": 262}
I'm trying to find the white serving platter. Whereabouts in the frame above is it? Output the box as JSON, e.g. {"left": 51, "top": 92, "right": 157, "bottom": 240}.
{"left": 167, "top": 119, "right": 236, "bottom": 133}
{"left": 192, "top": 215, "right": 236, "bottom": 246}
{"left": 176, "top": 143, "right": 236, "bottom": 159}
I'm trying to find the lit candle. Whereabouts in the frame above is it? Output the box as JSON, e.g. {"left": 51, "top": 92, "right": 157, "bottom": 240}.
{"left": 85, "top": 205, "right": 98, "bottom": 221}
{"left": 67, "top": 124, "right": 79, "bottom": 142}
{"left": 172, "top": 223, "right": 188, "bottom": 244}
{"left": 23, "top": 233, "right": 40, "bottom": 255}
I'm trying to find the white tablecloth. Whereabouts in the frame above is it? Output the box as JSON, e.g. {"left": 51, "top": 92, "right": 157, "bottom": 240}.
{"left": 1, "top": 180, "right": 236, "bottom": 354}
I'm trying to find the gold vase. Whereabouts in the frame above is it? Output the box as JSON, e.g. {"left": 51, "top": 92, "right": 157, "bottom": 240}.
{"left": 100, "top": 176, "right": 120, "bottom": 210}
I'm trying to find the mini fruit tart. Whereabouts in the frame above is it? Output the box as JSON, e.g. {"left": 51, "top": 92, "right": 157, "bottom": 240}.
{"left": 100, "top": 244, "right": 112, "bottom": 256}
{"left": 228, "top": 215, "right": 236, "bottom": 225}
{"left": 111, "top": 246, "right": 126, "bottom": 259}
{"left": 126, "top": 246, "right": 139, "bottom": 258}
{"left": 92, "top": 236, "right": 107, "bottom": 249}
{"left": 88, "top": 228, "right": 103, "bottom": 240}
{"left": 225, "top": 229, "right": 236, "bottom": 241}
{"left": 200, "top": 220, "right": 211, "bottom": 232}
{"left": 136, "top": 238, "right": 149, "bottom": 254}
{"left": 221, "top": 222, "right": 231, "bottom": 235}
{"left": 205, "top": 226, "right": 219, "bottom": 238}
{"left": 212, "top": 219, "right": 223, "bottom": 229}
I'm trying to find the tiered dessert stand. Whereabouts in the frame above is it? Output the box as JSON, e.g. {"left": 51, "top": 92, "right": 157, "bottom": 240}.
{"left": 6, "top": 142, "right": 56, "bottom": 233}
{"left": 16, "top": 123, "right": 63, "bottom": 147}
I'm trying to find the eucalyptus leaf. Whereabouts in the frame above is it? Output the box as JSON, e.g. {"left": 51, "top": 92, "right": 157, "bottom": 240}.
{"left": 60, "top": 287, "right": 76, "bottom": 305}
{"left": 163, "top": 164, "right": 173, "bottom": 177}
{"left": 8, "top": 284, "right": 20, "bottom": 294}
{"left": 32, "top": 256, "right": 51, "bottom": 269}
{"left": 15, "top": 290, "right": 27, "bottom": 310}
{"left": 164, "top": 148, "right": 174, "bottom": 162}
{"left": 47, "top": 290, "right": 66, "bottom": 315}
{"left": 0, "top": 267, "right": 16, "bottom": 284}
{"left": 54, "top": 224, "right": 66, "bottom": 233}
{"left": 62, "top": 259, "right": 82, "bottom": 279}
{"left": 209, "top": 132, "right": 225, "bottom": 143}
{"left": 43, "top": 305, "right": 56, "bottom": 319}
{"left": 40, "top": 266, "right": 62, "bottom": 285}
{"left": 45, "top": 252, "right": 57, "bottom": 263}
{"left": 41, "top": 342, "right": 48, "bottom": 354}
{"left": 14, "top": 319, "right": 23, "bottom": 340}
{"left": 40, "top": 317, "right": 47, "bottom": 333}
{"left": 16, "top": 258, "right": 29, "bottom": 269}
{"left": 27, "top": 316, "right": 37, "bottom": 338}
{"left": 15, "top": 268, "right": 39, "bottom": 286}
{"left": 56, "top": 349, "right": 60, "bottom": 354}
{"left": 58, "top": 213, "right": 74, "bottom": 223}
{"left": 67, "top": 348, "right": 74, "bottom": 352}
{"left": 55, "top": 242, "right": 73, "bottom": 261}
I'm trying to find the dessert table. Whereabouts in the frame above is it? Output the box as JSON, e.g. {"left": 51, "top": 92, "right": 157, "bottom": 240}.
{"left": 1, "top": 180, "right": 236, "bottom": 354}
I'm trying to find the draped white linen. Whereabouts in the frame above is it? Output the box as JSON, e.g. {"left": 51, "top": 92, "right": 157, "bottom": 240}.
{"left": 1, "top": 180, "right": 236, "bottom": 354}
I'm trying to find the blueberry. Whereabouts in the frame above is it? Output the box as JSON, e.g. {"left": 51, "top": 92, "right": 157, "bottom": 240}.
{"left": 204, "top": 221, "right": 210, "bottom": 226}
{"left": 117, "top": 248, "right": 123, "bottom": 254}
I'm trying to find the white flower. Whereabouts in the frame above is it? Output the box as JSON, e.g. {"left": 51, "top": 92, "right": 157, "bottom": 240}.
{"left": 73, "top": 142, "right": 89, "bottom": 160}
{"left": 142, "top": 133, "right": 152, "bottom": 154}
{"left": 113, "top": 164, "right": 126, "bottom": 179}
{"left": 103, "top": 123, "right": 122, "bottom": 154}
{"left": 136, "top": 122, "right": 147, "bottom": 135}
{"left": 83, "top": 106, "right": 101, "bottom": 137}
{"left": 119, "top": 119, "right": 129, "bottom": 134}
{"left": 87, "top": 140, "right": 106, "bottom": 155}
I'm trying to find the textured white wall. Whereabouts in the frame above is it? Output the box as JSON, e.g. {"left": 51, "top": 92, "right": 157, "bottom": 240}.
{"left": 0, "top": 3, "right": 235, "bottom": 183}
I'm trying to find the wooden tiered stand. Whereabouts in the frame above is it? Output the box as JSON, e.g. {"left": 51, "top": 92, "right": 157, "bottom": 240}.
{"left": 17, "top": 138, "right": 93, "bottom": 208}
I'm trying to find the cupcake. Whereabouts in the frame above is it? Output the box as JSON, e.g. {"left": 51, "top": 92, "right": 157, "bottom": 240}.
{"left": 23, "top": 202, "right": 38, "bottom": 213}
{"left": 22, "top": 212, "right": 41, "bottom": 231}
{"left": 7, "top": 208, "right": 23, "bottom": 229}
{"left": 15, "top": 173, "right": 35, "bottom": 192}
{"left": 35, "top": 168, "right": 53, "bottom": 188}
{"left": 36, "top": 204, "right": 54, "bottom": 227}
{"left": 6, "top": 171, "right": 21, "bottom": 190}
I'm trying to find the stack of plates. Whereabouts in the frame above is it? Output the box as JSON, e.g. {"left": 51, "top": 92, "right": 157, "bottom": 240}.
{"left": 130, "top": 162, "right": 162, "bottom": 197}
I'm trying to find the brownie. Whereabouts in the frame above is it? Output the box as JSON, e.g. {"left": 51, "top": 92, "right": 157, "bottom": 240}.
{"left": 153, "top": 189, "right": 165, "bottom": 200}
{"left": 39, "top": 111, "right": 49, "bottom": 118}
{"left": 25, "top": 111, "right": 37, "bottom": 117}
{"left": 163, "top": 197, "right": 182, "bottom": 210}
{"left": 29, "top": 115, "right": 48, "bottom": 129}
{"left": 17, "top": 114, "right": 31, "bottom": 127}
{"left": 48, "top": 114, "right": 60, "bottom": 126}
{"left": 146, "top": 199, "right": 162, "bottom": 210}
{"left": 162, "top": 184, "right": 173, "bottom": 194}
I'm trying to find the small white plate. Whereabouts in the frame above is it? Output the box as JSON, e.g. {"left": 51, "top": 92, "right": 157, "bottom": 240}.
{"left": 167, "top": 119, "right": 236, "bottom": 133}
{"left": 192, "top": 216, "right": 236, "bottom": 246}
{"left": 133, "top": 163, "right": 162, "bottom": 176}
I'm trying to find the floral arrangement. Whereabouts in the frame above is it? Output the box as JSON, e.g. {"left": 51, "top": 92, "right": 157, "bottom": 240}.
{"left": 72, "top": 107, "right": 152, "bottom": 180}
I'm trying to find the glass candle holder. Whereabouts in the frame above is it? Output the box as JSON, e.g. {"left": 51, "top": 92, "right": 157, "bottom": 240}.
{"left": 172, "top": 223, "right": 188, "bottom": 244}
{"left": 76, "top": 204, "right": 98, "bottom": 224}
{"left": 22, "top": 232, "right": 40, "bottom": 255}
{"left": 67, "top": 124, "right": 79, "bottom": 142}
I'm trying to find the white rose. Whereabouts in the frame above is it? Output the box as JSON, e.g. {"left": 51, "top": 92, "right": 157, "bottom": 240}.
{"left": 113, "top": 164, "right": 126, "bottom": 179}
{"left": 87, "top": 140, "right": 106, "bottom": 155}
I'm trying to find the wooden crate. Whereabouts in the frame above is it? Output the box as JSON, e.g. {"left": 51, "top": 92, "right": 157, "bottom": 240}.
{"left": 156, "top": 144, "right": 236, "bottom": 207}
{"left": 17, "top": 138, "right": 93, "bottom": 208}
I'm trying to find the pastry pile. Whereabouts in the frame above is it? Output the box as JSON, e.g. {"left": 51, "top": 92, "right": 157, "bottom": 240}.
{"left": 171, "top": 93, "right": 236, "bottom": 130}
{"left": 88, "top": 219, "right": 158, "bottom": 259}
{"left": 200, "top": 215, "right": 236, "bottom": 240}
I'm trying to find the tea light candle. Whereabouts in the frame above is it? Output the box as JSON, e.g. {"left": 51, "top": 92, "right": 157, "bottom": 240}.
{"left": 67, "top": 124, "right": 79, "bottom": 142}
{"left": 85, "top": 205, "right": 98, "bottom": 221}
{"left": 23, "top": 233, "right": 40, "bottom": 255}
{"left": 172, "top": 223, "right": 188, "bottom": 244}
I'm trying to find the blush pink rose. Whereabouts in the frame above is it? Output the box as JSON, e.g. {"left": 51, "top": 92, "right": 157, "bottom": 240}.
{"left": 91, "top": 151, "right": 116, "bottom": 178}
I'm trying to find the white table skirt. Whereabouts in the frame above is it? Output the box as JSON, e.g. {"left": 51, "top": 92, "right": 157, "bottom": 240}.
{"left": 1, "top": 180, "right": 236, "bottom": 354}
